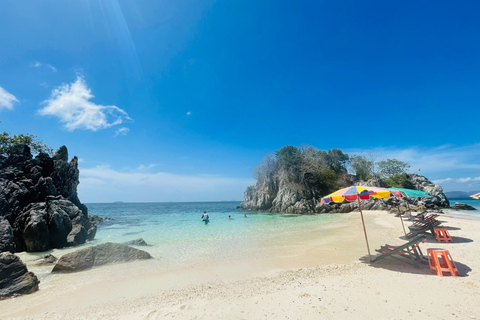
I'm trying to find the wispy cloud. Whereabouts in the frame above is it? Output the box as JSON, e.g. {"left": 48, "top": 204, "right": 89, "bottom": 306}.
{"left": 115, "top": 127, "right": 130, "bottom": 137}
{"left": 33, "top": 61, "right": 57, "bottom": 72}
{"left": 39, "top": 75, "right": 131, "bottom": 131}
{"left": 346, "top": 144, "right": 480, "bottom": 191}
{"left": 186, "top": 111, "right": 192, "bottom": 115}
{"left": 78, "top": 165, "right": 255, "bottom": 202}
{"left": 0, "top": 86, "right": 19, "bottom": 110}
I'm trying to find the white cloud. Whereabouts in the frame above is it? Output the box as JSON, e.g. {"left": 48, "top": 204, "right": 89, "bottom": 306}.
{"left": 136, "top": 164, "right": 157, "bottom": 171}
{"left": 47, "top": 64, "right": 57, "bottom": 72}
{"left": 0, "top": 86, "right": 19, "bottom": 110}
{"left": 78, "top": 165, "right": 254, "bottom": 202}
{"left": 186, "top": 111, "right": 192, "bottom": 115}
{"left": 33, "top": 61, "right": 57, "bottom": 72}
{"left": 115, "top": 127, "right": 130, "bottom": 137}
{"left": 39, "top": 75, "right": 131, "bottom": 131}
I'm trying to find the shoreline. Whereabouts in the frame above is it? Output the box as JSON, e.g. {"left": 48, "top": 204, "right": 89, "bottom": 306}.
{"left": 2, "top": 210, "right": 480, "bottom": 319}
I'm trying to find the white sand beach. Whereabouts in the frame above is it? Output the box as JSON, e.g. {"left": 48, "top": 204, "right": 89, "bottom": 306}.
{"left": 1, "top": 211, "right": 480, "bottom": 320}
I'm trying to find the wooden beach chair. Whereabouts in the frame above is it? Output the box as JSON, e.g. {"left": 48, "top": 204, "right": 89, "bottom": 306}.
{"left": 372, "top": 235, "right": 427, "bottom": 268}
{"left": 412, "top": 213, "right": 439, "bottom": 222}
{"left": 409, "top": 220, "right": 440, "bottom": 230}
{"left": 405, "top": 218, "right": 441, "bottom": 239}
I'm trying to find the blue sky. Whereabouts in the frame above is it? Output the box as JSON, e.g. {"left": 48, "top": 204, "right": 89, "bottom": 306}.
{"left": 1, "top": 0, "right": 479, "bottom": 202}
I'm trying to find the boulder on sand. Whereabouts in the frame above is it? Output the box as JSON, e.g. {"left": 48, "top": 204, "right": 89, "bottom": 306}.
{"left": 51, "top": 242, "right": 153, "bottom": 273}
{"left": 0, "top": 252, "right": 40, "bottom": 298}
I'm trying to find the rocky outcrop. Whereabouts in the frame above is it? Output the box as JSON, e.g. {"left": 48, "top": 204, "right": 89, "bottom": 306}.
{"left": 452, "top": 203, "right": 476, "bottom": 210}
{"left": 0, "top": 144, "right": 98, "bottom": 253}
{"left": 0, "top": 252, "right": 40, "bottom": 298}
{"left": 51, "top": 242, "right": 153, "bottom": 273}
{"left": 408, "top": 174, "right": 450, "bottom": 209}
{"left": 241, "top": 172, "right": 450, "bottom": 214}
{"left": 0, "top": 217, "right": 15, "bottom": 253}
{"left": 124, "top": 238, "right": 148, "bottom": 246}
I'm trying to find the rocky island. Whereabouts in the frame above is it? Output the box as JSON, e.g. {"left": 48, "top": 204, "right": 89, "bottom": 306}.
{"left": 240, "top": 145, "right": 450, "bottom": 213}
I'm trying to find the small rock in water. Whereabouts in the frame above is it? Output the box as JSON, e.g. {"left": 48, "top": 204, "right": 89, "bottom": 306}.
{"left": 124, "top": 238, "right": 149, "bottom": 246}
{"left": 452, "top": 203, "right": 476, "bottom": 210}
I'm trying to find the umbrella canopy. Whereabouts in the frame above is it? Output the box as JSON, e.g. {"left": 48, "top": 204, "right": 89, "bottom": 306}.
{"left": 321, "top": 185, "right": 403, "bottom": 204}
{"left": 320, "top": 185, "right": 405, "bottom": 261}
{"left": 389, "top": 187, "right": 430, "bottom": 198}
{"left": 470, "top": 192, "right": 480, "bottom": 199}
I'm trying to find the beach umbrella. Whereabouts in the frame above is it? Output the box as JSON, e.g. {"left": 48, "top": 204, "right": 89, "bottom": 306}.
{"left": 389, "top": 187, "right": 429, "bottom": 198}
{"left": 321, "top": 186, "right": 405, "bottom": 261}
{"left": 388, "top": 187, "right": 431, "bottom": 234}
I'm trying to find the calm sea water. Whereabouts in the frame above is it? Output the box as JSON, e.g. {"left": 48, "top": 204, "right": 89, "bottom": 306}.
{"left": 86, "top": 199, "right": 480, "bottom": 265}
{"left": 20, "top": 199, "right": 480, "bottom": 284}
{"left": 86, "top": 201, "right": 345, "bottom": 268}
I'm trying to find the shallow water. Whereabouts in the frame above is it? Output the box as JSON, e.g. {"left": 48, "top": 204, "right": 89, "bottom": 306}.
{"left": 19, "top": 199, "right": 480, "bottom": 284}
{"left": 19, "top": 202, "right": 347, "bottom": 284}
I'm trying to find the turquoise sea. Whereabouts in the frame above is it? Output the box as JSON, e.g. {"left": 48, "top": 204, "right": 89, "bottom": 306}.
{"left": 446, "top": 198, "right": 480, "bottom": 213}
{"left": 86, "top": 201, "right": 346, "bottom": 268}
{"left": 18, "top": 198, "right": 480, "bottom": 285}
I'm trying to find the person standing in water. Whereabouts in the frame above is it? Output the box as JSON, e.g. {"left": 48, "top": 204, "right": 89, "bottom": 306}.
{"left": 201, "top": 211, "right": 209, "bottom": 224}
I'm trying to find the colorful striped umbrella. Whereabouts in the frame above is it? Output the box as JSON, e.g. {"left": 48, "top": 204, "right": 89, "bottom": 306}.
{"left": 320, "top": 185, "right": 405, "bottom": 261}
{"left": 470, "top": 192, "right": 480, "bottom": 200}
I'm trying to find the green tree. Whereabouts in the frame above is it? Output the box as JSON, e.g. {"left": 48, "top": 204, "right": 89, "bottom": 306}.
{"left": 275, "top": 145, "right": 302, "bottom": 180}
{"left": 377, "top": 159, "right": 410, "bottom": 179}
{"left": 384, "top": 173, "right": 414, "bottom": 189}
{"left": 253, "top": 154, "right": 278, "bottom": 181}
{"left": 324, "top": 148, "right": 349, "bottom": 174}
{"left": 0, "top": 131, "right": 53, "bottom": 156}
{"left": 349, "top": 155, "right": 373, "bottom": 181}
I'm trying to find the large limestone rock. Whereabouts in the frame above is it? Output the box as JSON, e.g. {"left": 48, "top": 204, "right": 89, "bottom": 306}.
{"left": 0, "top": 144, "right": 99, "bottom": 253}
{"left": 0, "top": 252, "right": 40, "bottom": 298}
{"left": 51, "top": 242, "right": 153, "bottom": 273}
{"left": 241, "top": 170, "right": 449, "bottom": 214}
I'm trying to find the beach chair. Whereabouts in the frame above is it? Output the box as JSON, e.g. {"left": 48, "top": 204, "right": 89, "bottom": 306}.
{"left": 405, "top": 220, "right": 441, "bottom": 239}
{"left": 407, "top": 217, "right": 440, "bottom": 232}
{"left": 372, "top": 235, "right": 427, "bottom": 268}
{"left": 413, "top": 213, "right": 439, "bottom": 222}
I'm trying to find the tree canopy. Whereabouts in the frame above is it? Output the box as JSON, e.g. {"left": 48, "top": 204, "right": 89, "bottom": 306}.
{"left": 253, "top": 145, "right": 414, "bottom": 195}
{"left": 0, "top": 131, "right": 53, "bottom": 156}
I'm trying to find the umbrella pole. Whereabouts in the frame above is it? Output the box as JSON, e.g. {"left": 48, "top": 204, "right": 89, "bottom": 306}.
{"left": 396, "top": 204, "right": 407, "bottom": 236}
{"left": 357, "top": 197, "right": 371, "bottom": 262}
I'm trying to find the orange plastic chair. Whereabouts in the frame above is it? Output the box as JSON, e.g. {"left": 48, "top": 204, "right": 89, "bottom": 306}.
{"left": 434, "top": 228, "right": 452, "bottom": 243}
{"left": 427, "top": 248, "right": 460, "bottom": 277}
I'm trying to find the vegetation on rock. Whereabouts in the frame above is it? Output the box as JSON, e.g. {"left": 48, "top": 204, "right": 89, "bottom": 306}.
{"left": 241, "top": 145, "right": 448, "bottom": 213}
{"left": 253, "top": 145, "right": 413, "bottom": 194}
{"left": 0, "top": 131, "right": 53, "bottom": 156}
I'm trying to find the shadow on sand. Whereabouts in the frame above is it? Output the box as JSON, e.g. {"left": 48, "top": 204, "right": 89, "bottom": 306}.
{"left": 359, "top": 255, "right": 472, "bottom": 277}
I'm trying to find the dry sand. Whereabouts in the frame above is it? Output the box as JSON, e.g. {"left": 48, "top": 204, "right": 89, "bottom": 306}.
{"left": 1, "top": 210, "right": 480, "bottom": 320}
